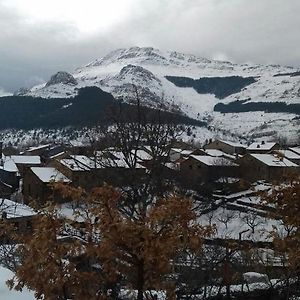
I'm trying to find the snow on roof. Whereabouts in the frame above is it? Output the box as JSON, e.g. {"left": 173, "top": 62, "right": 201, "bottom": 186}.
{"left": 164, "top": 162, "right": 180, "bottom": 170}
{"left": 190, "top": 155, "right": 238, "bottom": 166}
{"left": 289, "top": 147, "right": 300, "bottom": 156}
{"left": 170, "top": 148, "right": 183, "bottom": 153}
{"left": 276, "top": 150, "right": 300, "bottom": 161}
{"left": 205, "top": 149, "right": 227, "bottom": 157}
{"left": 247, "top": 142, "right": 277, "bottom": 151}
{"left": 60, "top": 158, "right": 90, "bottom": 171}
{"left": 131, "top": 150, "right": 153, "bottom": 161}
{"left": 26, "top": 144, "right": 51, "bottom": 152}
{"left": 218, "top": 140, "right": 245, "bottom": 148}
{"left": 143, "top": 145, "right": 152, "bottom": 151}
{"left": 70, "top": 155, "right": 99, "bottom": 169}
{"left": 205, "top": 149, "right": 236, "bottom": 160}
{"left": 102, "top": 158, "right": 145, "bottom": 169}
{"left": 60, "top": 155, "right": 101, "bottom": 171}
{"left": 180, "top": 150, "right": 194, "bottom": 156}
{"left": 69, "top": 140, "right": 85, "bottom": 147}
{"left": 10, "top": 155, "right": 41, "bottom": 165}
{"left": 99, "top": 150, "right": 126, "bottom": 161}
{"left": 2, "top": 159, "right": 18, "bottom": 173}
{"left": 250, "top": 154, "right": 299, "bottom": 167}
{"left": 0, "top": 198, "right": 35, "bottom": 218}
{"left": 170, "top": 148, "right": 195, "bottom": 157}
{"left": 62, "top": 153, "right": 145, "bottom": 170}
{"left": 49, "top": 151, "right": 66, "bottom": 159}
{"left": 31, "top": 167, "right": 71, "bottom": 183}
{"left": 143, "top": 145, "right": 168, "bottom": 155}
{"left": 99, "top": 158, "right": 128, "bottom": 168}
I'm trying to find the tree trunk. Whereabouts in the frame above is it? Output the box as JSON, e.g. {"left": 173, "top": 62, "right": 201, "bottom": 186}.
{"left": 224, "top": 247, "right": 230, "bottom": 300}
{"left": 137, "top": 260, "right": 144, "bottom": 300}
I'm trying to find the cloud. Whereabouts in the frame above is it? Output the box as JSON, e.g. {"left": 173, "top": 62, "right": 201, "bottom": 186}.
{"left": 0, "top": 88, "right": 12, "bottom": 97}
{"left": 0, "top": 0, "right": 300, "bottom": 91}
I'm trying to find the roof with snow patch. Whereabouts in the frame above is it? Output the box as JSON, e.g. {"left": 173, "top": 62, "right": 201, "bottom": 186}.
{"left": 247, "top": 142, "right": 277, "bottom": 151}
{"left": 10, "top": 155, "right": 41, "bottom": 165}
{"left": 218, "top": 140, "right": 245, "bottom": 148}
{"left": 190, "top": 155, "right": 238, "bottom": 166}
{"left": 276, "top": 150, "right": 300, "bottom": 161}
{"left": 289, "top": 147, "right": 300, "bottom": 156}
{"left": 0, "top": 198, "right": 35, "bottom": 218}
{"left": 31, "top": 167, "right": 71, "bottom": 183}
{"left": 250, "top": 154, "right": 298, "bottom": 167}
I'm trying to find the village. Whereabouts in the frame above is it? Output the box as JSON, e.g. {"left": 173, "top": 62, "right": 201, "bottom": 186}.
{"left": 0, "top": 138, "right": 300, "bottom": 298}
{"left": 0, "top": 138, "right": 299, "bottom": 202}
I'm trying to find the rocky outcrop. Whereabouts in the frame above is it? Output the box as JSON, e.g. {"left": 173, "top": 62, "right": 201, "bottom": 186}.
{"left": 115, "top": 64, "right": 161, "bottom": 85}
{"left": 46, "top": 72, "right": 77, "bottom": 87}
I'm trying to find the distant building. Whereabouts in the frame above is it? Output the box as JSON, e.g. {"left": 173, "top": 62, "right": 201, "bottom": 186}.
{"left": 204, "top": 149, "right": 237, "bottom": 161}
{"left": 247, "top": 141, "right": 280, "bottom": 154}
{"left": 204, "top": 139, "right": 246, "bottom": 155}
{"left": 169, "top": 148, "right": 205, "bottom": 162}
{"left": 274, "top": 150, "right": 300, "bottom": 165}
{"left": 51, "top": 154, "right": 146, "bottom": 188}
{"left": 180, "top": 155, "right": 240, "bottom": 185}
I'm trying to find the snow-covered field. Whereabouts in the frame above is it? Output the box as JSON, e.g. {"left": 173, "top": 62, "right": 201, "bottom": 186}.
{"left": 209, "top": 112, "right": 299, "bottom": 144}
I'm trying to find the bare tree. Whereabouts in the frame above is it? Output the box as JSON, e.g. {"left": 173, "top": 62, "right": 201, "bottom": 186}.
{"left": 242, "top": 211, "right": 264, "bottom": 234}
{"left": 88, "top": 85, "right": 186, "bottom": 218}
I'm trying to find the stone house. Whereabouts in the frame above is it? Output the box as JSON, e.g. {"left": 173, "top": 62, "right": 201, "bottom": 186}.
{"left": 204, "top": 139, "right": 246, "bottom": 155}
{"left": 180, "top": 155, "right": 240, "bottom": 186}
{"left": 0, "top": 198, "right": 36, "bottom": 242}
{"left": 50, "top": 155, "right": 104, "bottom": 189}
{"left": 239, "top": 153, "right": 299, "bottom": 182}
{"left": 247, "top": 141, "right": 280, "bottom": 154}
{"left": 5, "top": 155, "right": 41, "bottom": 177}
{"left": 204, "top": 149, "right": 237, "bottom": 161}
{"left": 0, "top": 168, "right": 20, "bottom": 196}
{"left": 51, "top": 154, "right": 146, "bottom": 189}
{"left": 23, "top": 167, "right": 71, "bottom": 205}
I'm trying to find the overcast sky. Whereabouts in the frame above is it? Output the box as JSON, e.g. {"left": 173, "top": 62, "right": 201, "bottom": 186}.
{"left": 1, "top": 0, "right": 300, "bottom": 93}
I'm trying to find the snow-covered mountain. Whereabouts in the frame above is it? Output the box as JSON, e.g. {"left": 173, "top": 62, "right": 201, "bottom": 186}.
{"left": 16, "top": 47, "right": 300, "bottom": 143}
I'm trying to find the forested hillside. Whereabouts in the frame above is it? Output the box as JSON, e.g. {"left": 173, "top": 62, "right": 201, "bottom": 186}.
{"left": 0, "top": 87, "right": 204, "bottom": 129}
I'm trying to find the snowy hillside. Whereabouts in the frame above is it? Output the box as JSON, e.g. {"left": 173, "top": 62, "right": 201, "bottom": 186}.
{"left": 16, "top": 47, "right": 300, "bottom": 142}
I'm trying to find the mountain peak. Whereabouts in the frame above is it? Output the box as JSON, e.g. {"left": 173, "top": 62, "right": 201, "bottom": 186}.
{"left": 85, "top": 47, "right": 169, "bottom": 68}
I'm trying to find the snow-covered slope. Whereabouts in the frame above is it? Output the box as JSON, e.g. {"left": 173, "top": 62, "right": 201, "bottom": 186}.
{"left": 17, "top": 47, "right": 300, "bottom": 142}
